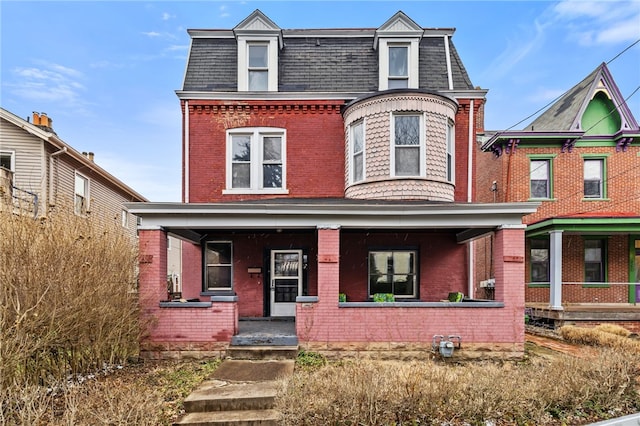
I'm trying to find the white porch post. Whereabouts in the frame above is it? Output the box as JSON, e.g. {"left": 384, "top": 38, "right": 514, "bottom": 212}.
{"left": 549, "top": 230, "right": 563, "bottom": 310}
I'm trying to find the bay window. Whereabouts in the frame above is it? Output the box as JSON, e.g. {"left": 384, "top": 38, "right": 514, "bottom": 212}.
{"left": 392, "top": 114, "right": 423, "bottom": 177}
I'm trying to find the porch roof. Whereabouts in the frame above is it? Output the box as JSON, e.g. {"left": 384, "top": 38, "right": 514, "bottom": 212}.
{"left": 125, "top": 199, "right": 539, "bottom": 244}
{"left": 526, "top": 214, "right": 640, "bottom": 237}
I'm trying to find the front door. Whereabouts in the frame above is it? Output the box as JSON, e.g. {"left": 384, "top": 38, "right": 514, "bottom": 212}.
{"left": 270, "top": 250, "right": 302, "bottom": 317}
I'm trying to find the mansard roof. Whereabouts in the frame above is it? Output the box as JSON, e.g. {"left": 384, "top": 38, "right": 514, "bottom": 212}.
{"left": 181, "top": 10, "right": 476, "bottom": 94}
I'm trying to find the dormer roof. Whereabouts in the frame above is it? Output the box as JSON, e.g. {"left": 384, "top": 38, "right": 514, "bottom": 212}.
{"left": 374, "top": 10, "right": 424, "bottom": 48}
{"left": 233, "top": 9, "right": 283, "bottom": 48}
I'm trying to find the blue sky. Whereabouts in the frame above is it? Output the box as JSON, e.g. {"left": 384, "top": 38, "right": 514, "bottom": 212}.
{"left": 1, "top": 1, "right": 639, "bottom": 202}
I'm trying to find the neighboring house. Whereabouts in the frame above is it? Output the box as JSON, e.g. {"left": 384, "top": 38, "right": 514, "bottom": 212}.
{"left": 477, "top": 63, "right": 640, "bottom": 332}
{"left": 0, "top": 108, "right": 147, "bottom": 236}
{"left": 128, "top": 10, "right": 538, "bottom": 360}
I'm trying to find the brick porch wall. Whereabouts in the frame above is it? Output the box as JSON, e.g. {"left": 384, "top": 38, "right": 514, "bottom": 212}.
{"left": 138, "top": 229, "right": 237, "bottom": 359}
{"left": 297, "top": 226, "right": 526, "bottom": 359}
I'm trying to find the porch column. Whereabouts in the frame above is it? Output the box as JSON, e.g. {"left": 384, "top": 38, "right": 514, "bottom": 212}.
{"left": 549, "top": 230, "right": 563, "bottom": 310}
{"left": 317, "top": 225, "right": 341, "bottom": 303}
{"left": 138, "top": 227, "right": 169, "bottom": 304}
{"left": 494, "top": 225, "right": 525, "bottom": 305}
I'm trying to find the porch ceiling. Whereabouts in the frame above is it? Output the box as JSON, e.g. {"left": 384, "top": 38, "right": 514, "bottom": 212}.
{"left": 125, "top": 200, "right": 539, "bottom": 244}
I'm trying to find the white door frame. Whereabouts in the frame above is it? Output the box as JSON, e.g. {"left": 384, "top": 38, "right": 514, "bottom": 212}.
{"left": 270, "top": 249, "right": 303, "bottom": 317}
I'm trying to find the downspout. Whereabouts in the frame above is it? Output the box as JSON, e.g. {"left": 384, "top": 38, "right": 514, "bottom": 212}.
{"left": 184, "top": 100, "right": 189, "bottom": 203}
{"left": 467, "top": 100, "right": 475, "bottom": 297}
{"left": 49, "top": 146, "right": 67, "bottom": 207}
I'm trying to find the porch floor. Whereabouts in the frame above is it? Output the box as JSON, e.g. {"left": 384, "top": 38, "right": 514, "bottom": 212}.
{"left": 231, "top": 318, "right": 298, "bottom": 346}
{"left": 526, "top": 303, "right": 640, "bottom": 330}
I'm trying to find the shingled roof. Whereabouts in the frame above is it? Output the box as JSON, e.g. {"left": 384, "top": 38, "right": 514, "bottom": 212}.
{"left": 181, "top": 10, "right": 476, "bottom": 94}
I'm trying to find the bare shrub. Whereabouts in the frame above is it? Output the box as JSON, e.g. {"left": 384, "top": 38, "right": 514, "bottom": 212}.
{"left": 276, "top": 350, "right": 640, "bottom": 425}
{"left": 594, "top": 323, "right": 632, "bottom": 338}
{"left": 0, "top": 208, "right": 141, "bottom": 390}
{"left": 560, "top": 325, "right": 640, "bottom": 354}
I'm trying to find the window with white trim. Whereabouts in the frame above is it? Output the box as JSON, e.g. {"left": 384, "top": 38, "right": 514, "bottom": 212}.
{"left": 378, "top": 39, "right": 419, "bottom": 90}
{"left": 351, "top": 120, "right": 365, "bottom": 183}
{"left": 368, "top": 250, "right": 417, "bottom": 298}
{"left": 530, "top": 238, "right": 550, "bottom": 283}
{"left": 237, "top": 38, "right": 278, "bottom": 91}
{"left": 392, "top": 113, "right": 423, "bottom": 177}
{"left": 226, "top": 128, "right": 286, "bottom": 193}
{"left": 74, "top": 172, "right": 89, "bottom": 215}
{"left": 248, "top": 43, "right": 269, "bottom": 91}
{"left": 205, "top": 242, "right": 232, "bottom": 291}
{"left": 388, "top": 44, "right": 409, "bottom": 88}
{"left": 0, "top": 150, "right": 14, "bottom": 171}
{"left": 446, "top": 121, "right": 454, "bottom": 183}
{"left": 121, "top": 209, "right": 128, "bottom": 228}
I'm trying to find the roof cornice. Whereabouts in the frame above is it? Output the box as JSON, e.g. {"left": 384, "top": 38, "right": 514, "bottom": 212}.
{"left": 187, "top": 28, "right": 456, "bottom": 39}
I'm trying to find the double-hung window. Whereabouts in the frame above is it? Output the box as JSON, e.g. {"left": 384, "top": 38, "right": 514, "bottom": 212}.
{"left": 351, "top": 120, "right": 365, "bottom": 183}
{"left": 205, "top": 242, "right": 232, "bottom": 291}
{"left": 584, "top": 239, "right": 606, "bottom": 284}
{"left": 247, "top": 43, "right": 269, "bottom": 91}
{"left": 583, "top": 158, "right": 604, "bottom": 198}
{"left": 369, "top": 250, "right": 417, "bottom": 298}
{"left": 392, "top": 114, "right": 423, "bottom": 177}
{"left": 388, "top": 44, "right": 409, "bottom": 89}
{"left": 530, "top": 238, "right": 550, "bottom": 283}
{"left": 226, "top": 128, "right": 286, "bottom": 194}
{"left": 74, "top": 172, "right": 89, "bottom": 215}
{"left": 530, "top": 159, "right": 551, "bottom": 199}
{"left": 446, "top": 121, "right": 454, "bottom": 183}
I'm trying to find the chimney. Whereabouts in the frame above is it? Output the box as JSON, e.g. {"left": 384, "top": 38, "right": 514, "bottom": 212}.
{"left": 88, "top": 152, "right": 95, "bottom": 162}
{"left": 40, "top": 112, "right": 49, "bottom": 127}
{"left": 32, "top": 112, "right": 41, "bottom": 125}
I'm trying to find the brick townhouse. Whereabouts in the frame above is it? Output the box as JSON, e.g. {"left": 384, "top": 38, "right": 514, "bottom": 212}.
{"left": 127, "top": 10, "right": 538, "bottom": 359}
{"left": 476, "top": 63, "right": 640, "bottom": 332}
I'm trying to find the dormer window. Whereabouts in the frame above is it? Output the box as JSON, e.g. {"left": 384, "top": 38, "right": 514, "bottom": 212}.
{"left": 234, "top": 10, "right": 282, "bottom": 92}
{"left": 375, "top": 12, "right": 422, "bottom": 91}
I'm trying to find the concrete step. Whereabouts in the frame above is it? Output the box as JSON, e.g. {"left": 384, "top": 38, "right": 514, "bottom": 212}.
{"left": 184, "top": 381, "right": 277, "bottom": 413}
{"left": 230, "top": 334, "right": 298, "bottom": 347}
{"left": 174, "top": 409, "right": 281, "bottom": 426}
{"left": 226, "top": 345, "right": 298, "bottom": 361}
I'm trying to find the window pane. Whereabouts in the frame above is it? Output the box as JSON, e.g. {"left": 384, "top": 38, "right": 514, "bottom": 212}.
{"left": 531, "top": 264, "right": 549, "bottom": 282}
{"left": 248, "top": 45, "right": 268, "bottom": 67}
{"left": 584, "top": 159, "right": 601, "bottom": 179}
{"left": 389, "top": 46, "right": 408, "bottom": 77}
{"left": 0, "top": 153, "right": 11, "bottom": 170}
{"left": 530, "top": 160, "right": 548, "bottom": 179}
{"left": 395, "top": 147, "right": 420, "bottom": 176}
{"left": 388, "top": 79, "right": 408, "bottom": 89}
{"left": 207, "top": 243, "right": 231, "bottom": 264}
{"left": 249, "top": 71, "right": 268, "bottom": 91}
{"left": 232, "top": 164, "right": 250, "bottom": 188}
{"left": 585, "top": 264, "right": 602, "bottom": 282}
{"left": 584, "top": 180, "right": 601, "bottom": 198}
{"left": 263, "top": 137, "right": 281, "bottom": 161}
{"left": 75, "top": 174, "right": 86, "bottom": 196}
{"left": 353, "top": 153, "right": 363, "bottom": 182}
{"left": 232, "top": 136, "right": 251, "bottom": 161}
{"left": 262, "top": 164, "right": 282, "bottom": 188}
{"left": 369, "top": 251, "right": 416, "bottom": 297}
{"left": 207, "top": 266, "right": 231, "bottom": 289}
{"left": 395, "top": 116, "right": 420, "bottom": 145}
{"left": 352, "top": 123, "right": 363, "bottom": 153}
{"left": 531, "top": 181, "right": 549, "bottom": 198}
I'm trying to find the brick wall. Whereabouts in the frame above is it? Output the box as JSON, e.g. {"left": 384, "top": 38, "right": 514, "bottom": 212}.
{"left": 185, "top": 100, "right": 346, "bottom": 202}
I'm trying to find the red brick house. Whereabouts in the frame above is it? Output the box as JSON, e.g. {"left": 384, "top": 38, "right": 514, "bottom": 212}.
{"left": 477, "top": 63, "right": 640, "bottom": 332}
{"left": 127, "top": 10, "right": 538, "bottom": 359}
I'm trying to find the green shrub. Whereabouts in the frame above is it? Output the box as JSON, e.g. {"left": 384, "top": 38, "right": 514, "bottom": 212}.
{"left": 373, "top": 293, "right": 395, "bottom": 302}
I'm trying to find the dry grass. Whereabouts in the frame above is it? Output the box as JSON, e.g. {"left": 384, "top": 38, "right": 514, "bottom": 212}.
{"left": 560, "top": 325, "right": 640, "bottom": 355}
{"left": 593, "top": 323, "right": 633, "bottom": 338}
{"left": 276, "top": 349, "right": 640, "bottom": 425}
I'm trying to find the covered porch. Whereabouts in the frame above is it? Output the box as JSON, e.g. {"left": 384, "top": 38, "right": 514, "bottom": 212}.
{"left": 128, "top": 199, "right": 538, "bottom": 360}
{"left": 525, "top": 215, "right": 640, "bottom": 333}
